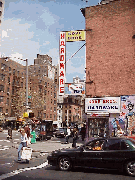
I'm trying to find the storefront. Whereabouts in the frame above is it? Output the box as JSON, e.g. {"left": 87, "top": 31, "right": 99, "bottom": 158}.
{"left": 85, "top": 97, "right": 121, "bottom": 139}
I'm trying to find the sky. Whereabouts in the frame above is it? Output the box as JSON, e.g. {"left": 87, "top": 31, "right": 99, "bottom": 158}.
{"left": 1, "top": 0, "right": 100, "bottom": 82}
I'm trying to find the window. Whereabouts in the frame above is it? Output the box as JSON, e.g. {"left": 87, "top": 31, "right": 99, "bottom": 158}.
{"left": 13, "top": 69, "right": 15, "bottom": 75}
{"left": 44, "top": 105, "right": 46, "bottom": 110}
{"left": 106, "top": 139, "right": 121, "bottom": 150}
{"left": 44, "top": 113, "right": 46, "bottom": 118}
{"left": 7, "top": 87, "right": 9, "bottom": 93}
{"left": 0, "top": 96, "right": 3, "bottom": 103}
{"left": 54, "top": 107, "right": 56, "bottom": 112}
{"left": 85, "top": 140, "right": 105, "bottom": 151}
{"left": 65, "top": 110, "right": 67, "bottom": 113}
{"left": 0, "top": 107, "right": 3, "bottom": 112}
{"left": 54, "top": 93, "right": 56, "bottom": 98}
{"left": 121, "top": 141, "right": 130, "bottom": 150}
{"left": 0, "top": 2, "right": 2, "bottom": 7}
{"left": 50, "top": 114, "right": 52, "bottom": 118}
{"left": 44, "top": 90, "right": 47, "bottom": 95}
{"left": 9, "top": 67, "right": 11, "bottom": 71}
{"left": 0, "top": 85, "right": 4, "bottom": 92}
{"left": 54, "top": 100, "right": 56, "bottom": 105}
{"left": 7, "top": 98, "right": 9, "bottom": 105}
{"left": 69, "top": 110, "right": 71, "bottom": 113}
{"left": 0, "top": 11, "right": 2, "bottom": 16}
{"left": 8, "top": 77, "right": 10, "bottom": 83}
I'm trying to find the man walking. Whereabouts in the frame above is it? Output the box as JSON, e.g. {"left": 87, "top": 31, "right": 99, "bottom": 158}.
{"left": 65, "top": 127, "right": 71, "bottom": 144}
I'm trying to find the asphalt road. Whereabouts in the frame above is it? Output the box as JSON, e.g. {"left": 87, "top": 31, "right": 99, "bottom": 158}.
{"left": 0, "top": 130, "right": 135, "bottom": 180}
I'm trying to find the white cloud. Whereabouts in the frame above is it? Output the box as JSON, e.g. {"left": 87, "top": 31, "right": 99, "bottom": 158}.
{"left": 2, "top": 30, "right": 9, "bottom": 38}
{"left": 47, "top": 48, "right": 59, "bottom": 65}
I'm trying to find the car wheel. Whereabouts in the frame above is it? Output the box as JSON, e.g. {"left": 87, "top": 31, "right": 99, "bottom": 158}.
{"left": 125, "top": 161, "right": 135, "bottom": 176}
{"left": 58, "top": 156, "right": 72, "bottom": 171}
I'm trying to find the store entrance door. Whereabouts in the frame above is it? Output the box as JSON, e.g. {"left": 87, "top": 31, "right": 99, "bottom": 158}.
{"left": 88, "top": 118, "right": 109, "bottom": 138}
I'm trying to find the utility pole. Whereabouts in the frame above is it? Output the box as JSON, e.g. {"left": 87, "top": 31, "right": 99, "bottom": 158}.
{"left": 67, "top": 109, "right": 69, "bottom": 127}
{"left": 26, "top": 59, "right": 28, "bottom": 112}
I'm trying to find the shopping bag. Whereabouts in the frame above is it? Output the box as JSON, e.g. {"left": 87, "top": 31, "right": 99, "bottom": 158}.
{"left": 21, "top": 147, "right": 32, "bottom": 160}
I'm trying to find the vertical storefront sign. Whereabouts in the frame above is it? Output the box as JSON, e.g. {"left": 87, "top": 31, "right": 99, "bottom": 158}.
{"left": 59, "top": 32, "right": 66, "bottom": 95}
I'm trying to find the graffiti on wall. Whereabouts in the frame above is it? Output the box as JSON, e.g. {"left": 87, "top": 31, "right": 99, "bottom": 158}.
{"left": 110, "top": 96, "right": 135, "bottom": 136}
{"left": 121, "top": 96, "right": 135, "bottom": 135}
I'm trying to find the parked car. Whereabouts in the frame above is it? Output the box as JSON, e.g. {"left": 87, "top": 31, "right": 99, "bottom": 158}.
{"left": 47, "top": 137, "right": 135, "bottom": 176}
{"left": 54, "top": 128, "right": 66, "bottom": 138}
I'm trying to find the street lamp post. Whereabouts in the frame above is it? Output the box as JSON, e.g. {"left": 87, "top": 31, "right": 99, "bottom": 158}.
{"left": 25, "top": 59, "right": 28, "bottom": 112}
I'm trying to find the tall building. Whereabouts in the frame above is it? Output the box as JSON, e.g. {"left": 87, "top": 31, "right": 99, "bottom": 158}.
{"left": 81, "top": 0, "right": 135, "bottom": 137}
{"left": 0, "top": 54, "right": 58, "bottom": 129}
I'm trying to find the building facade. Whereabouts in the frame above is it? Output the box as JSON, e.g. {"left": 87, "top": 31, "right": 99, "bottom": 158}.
{"left": 0, "top": 54, "right": 58, "bottom": 129}
{"left": 81, "top": 0, "right": 135, "bottom": 138}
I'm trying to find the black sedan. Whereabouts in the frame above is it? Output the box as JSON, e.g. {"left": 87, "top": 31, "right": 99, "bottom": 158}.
{"left": 47, "top": 137, "right": 135, "bottom": 176}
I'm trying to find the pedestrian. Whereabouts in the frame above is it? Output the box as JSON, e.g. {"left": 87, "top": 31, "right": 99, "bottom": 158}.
{"left": 18, "top": 128, "right": 29, "bottom": 163}
{"left": 80, "top": 124, "right": 86, "bottom": 141}
{"left": 72, "top": 127, "right": 79, "bottom": 148}
{"left": 116, "top": 125, "right": 124, "bottom": 137}
{"left": 31, "top": 128, "right": 36, "bottom": 143}
{"left": 65, "top": 127, "right": 71, "bottom": 143}
{"left": 24, "top": 123, "right": 31, "bottom": 145}
{"left": 7, "top": 127, "right": 12, "bottom": 139}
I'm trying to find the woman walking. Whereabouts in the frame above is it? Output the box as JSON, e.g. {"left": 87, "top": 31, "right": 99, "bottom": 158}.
{"left": 18, "top": 128, "right": 29, "bottom": 163}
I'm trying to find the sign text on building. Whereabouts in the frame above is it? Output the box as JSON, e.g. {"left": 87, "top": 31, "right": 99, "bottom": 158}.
{"left": 59, "top": 32, "right": 66, "bottom": 95}
{"left": 85, "top": 97, "right": 120, "bottom": 113}
{"left": 66, "top": 30, "right": 85, "bottom": 42}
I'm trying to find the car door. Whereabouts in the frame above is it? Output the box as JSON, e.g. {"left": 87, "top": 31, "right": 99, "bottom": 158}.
{"left": 76, "top": 139, "right": 105, "bottom": 168}
{"left": 101, "top": 139, "right": 125, "bottom": 169}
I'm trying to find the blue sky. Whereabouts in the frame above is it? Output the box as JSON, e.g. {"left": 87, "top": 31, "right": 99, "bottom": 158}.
{"left": 1, "top": 0, "right": 99, "bottom": 82}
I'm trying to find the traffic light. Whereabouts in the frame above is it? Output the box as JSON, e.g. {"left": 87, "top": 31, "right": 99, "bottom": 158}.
{"left": 29, "top": 113, "right": 34, "bottom": 118}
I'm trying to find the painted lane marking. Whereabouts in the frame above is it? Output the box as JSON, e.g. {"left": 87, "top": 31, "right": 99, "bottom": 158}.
{"left": 0, "top": 161, "right": 48, "bottom": 180}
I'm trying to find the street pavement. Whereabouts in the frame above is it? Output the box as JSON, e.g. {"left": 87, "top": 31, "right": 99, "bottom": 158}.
{"left": 1, "top": 130, "right": 84, "bottom": 159}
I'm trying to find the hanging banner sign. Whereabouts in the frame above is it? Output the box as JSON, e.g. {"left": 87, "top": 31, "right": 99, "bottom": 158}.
{"left": 85, "top": 97, "right": 121, "bottom": 113}
{"left": 59, "top": 32, "right": 66, "bottom": 95}
{"left": 66, "top": 30, "right": 86, "bottom": 42}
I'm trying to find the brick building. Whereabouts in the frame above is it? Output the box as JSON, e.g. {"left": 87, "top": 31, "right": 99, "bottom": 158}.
{"left": 81, "top": 0, "right": 135, "bottom": 138}
{"left": 0, "top": 54, "right": 58, "bottom": 129}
